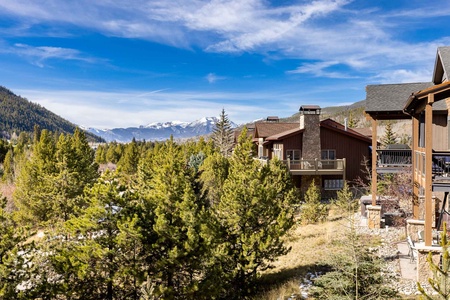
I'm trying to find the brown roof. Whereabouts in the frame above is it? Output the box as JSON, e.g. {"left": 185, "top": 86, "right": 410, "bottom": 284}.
{"left": 351, "top": 127, "right": 372, "bottom": 138}
{"left": 266, "top": 127, "right": 304, "bottom": 141}
{"left": 320, "top": 119, "right": 372, "bottom": 143}
{"left": 254, "top": 122, "right": 298, "bottom": 138}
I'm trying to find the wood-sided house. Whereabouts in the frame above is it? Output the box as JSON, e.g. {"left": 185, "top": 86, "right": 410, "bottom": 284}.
{"left": 365, "top": 46, "right": 450, "bottom": 281}
{"left": 252, "top": 105, "right": 372, "bottom": 198}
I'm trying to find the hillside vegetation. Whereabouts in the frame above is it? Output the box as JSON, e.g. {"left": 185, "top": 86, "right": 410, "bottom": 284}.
{"left": 0, "top": 86, "right": 103, "bottom": 142}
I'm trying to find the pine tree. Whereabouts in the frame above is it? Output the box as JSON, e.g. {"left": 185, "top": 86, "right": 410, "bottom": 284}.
{"left": 0, "top": 195, "right": 28, "bottom": 298}
{"left": 138, "top": 138, "right": 211, "bottom": 299}
{"left": 382, "top": 121, "right": 397, "bottom": 146}
{"left": 212, "top": 109, "right": 234, "bottom": 157}
{"left": 418, "top": 223, "right": 450, "bottom": 299}
{"left": 214, "top": 128, "right": 297, "bottom": 298}
{"left": 2, "top": 149, "right": 14, "bottom": 183}
{"left": 300, "top": 180, "right": 328, "bottom": 224}
{"left": 199, "top": 151, "right": 229, "bottom": 206}
{"left": 118, "top": 138, "right": 140, "bottom": 175}
{"left": 311, "top": 215, "right": 398, "bottom": 299}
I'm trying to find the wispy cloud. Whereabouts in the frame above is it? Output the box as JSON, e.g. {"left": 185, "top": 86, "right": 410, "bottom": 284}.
{"left": 205, "top": 73, "right": 226, "bottom": 83}
{"left": 287, "top": 61, "right": 358, "bottom": 79}
{"left": 1, "top": 43, "right": 96, "bottom": 67}
{"left": 1, "top": 1, "right": 450, "bottom": 82}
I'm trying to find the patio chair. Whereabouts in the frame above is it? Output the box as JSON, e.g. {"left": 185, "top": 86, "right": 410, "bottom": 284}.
{"left": 407, "top": 236, "right": 418, "bottom": 263}
{"left": 418, "top": 230, "right": 424, "bottom": 243}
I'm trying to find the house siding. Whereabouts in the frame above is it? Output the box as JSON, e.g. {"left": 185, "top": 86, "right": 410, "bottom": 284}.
{"left": 321, "top": 127, "right": 371, "bottom": 183}
{"left": 432, "top": 113, "right": 449, "bottom": 150}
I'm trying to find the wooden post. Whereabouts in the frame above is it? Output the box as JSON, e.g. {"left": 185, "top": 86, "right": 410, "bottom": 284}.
{"left": 412, "top": 114, "right": 419, "bottom": 219}
{"left": 371, "top": 117, "right": 378, "bottom": 206}
{"left": 425, "top": 94, "right": 434, "bottom": 246}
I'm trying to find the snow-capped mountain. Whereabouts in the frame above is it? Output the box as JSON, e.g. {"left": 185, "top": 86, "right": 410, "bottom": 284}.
{"left": 86, "top": 117, "right": 237, "bottom": 143}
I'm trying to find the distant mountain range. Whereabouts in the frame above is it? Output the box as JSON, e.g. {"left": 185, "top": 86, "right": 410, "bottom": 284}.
{"left": 1, "top": 85, "right": 370, "bottom": 144}
{"left": 86, "top": 117, "right": 238, "bottom": 143}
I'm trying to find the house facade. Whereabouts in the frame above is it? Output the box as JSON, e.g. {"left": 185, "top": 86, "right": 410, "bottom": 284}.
{"left": 365, "top": 46, "right": 450, "bottom": 281}
{"left": 253, "top": 105, "right": 372, "bottom": 198}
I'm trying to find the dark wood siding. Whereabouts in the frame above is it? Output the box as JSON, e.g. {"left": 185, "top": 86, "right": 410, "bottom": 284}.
{"left": 281, "top": 133, "right": 303, "bottom": 159}
{"left": 321, "top": 128, "right": 371, "bottom": 183}
{"left": 433, "top": 114, "right": 448, "bottom": 150}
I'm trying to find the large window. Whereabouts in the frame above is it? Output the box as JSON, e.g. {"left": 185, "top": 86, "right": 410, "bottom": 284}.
{"left": 321, "top": 149, "right": 336, "bottom": 160}
{"left": 324, "top": 179, "right": 344, "bottom": 190}
{"left": 286, "top": 149, "right": 301, "bottom": 161}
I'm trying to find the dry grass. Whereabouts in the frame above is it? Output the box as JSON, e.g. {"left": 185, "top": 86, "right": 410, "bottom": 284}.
{"left": 255, "top": 208, "right": 361, "bottom": 299}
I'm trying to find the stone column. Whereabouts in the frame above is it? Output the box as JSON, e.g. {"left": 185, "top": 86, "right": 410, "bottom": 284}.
{"left": 367, "top": 205, "right": 382, "bottom": 229}
{"left": 416, "top": 245, "right": 442, "bottom": 283}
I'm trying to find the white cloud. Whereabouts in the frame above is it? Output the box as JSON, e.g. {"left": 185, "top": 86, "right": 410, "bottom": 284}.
{"left": 2, "top": 1, "right": 450, "bottom": 83}
{"left": 15, "top": 88, "right": 296, "bottom": 128}
{"left": 287, "top": 60, "right": 358, "bottom": 79}
{"left": 205, "top": 73, "right": 226, "bottom": 83}
{"left": 0, "top": 43, "right": 96, "bottom": 67}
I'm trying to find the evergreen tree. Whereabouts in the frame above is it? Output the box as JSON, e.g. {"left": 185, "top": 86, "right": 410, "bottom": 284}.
{"left": 212, "top": 109, "right": 234, "bottom": 157}
{"left": 14, "top": 129, "right": 98, "bottom": 225}
{"left": 2, "top": 148, "right": 14, "bottom": 183}
{"left": 334, "top": 181, "right": 359, "bottom": 214}
{"left": 138, "top": 138, "right": 211, "bottom": 299}
{"left": 118, "top": 138, "right": 140, "bottom": 175}
{"left": 418, "top": 223, "right": 450, "bottom": 299}
{"left": 300, "top": 180, "right": 328, "bottom": 224}
{"left": 311, "top": 215, "right": 398, "bottom": 299}
{"left": 214, "top": 128, "right": 297, "bottom": 298}
{"left": 199, "top": 152, "right": 229, "bottom": 206}
{"left": 382, "top": 121, "right": 397, "bottom": 146}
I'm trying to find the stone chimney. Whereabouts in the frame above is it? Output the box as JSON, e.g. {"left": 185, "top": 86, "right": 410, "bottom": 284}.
{"left": 299, "top": 105, "right": 321, "bottom": 159}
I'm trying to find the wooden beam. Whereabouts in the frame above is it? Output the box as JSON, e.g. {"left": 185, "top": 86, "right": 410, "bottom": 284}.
{"left": 371, "top": 117, "right": 378, "bottom": 206}
{"left": 425, "top": 94, "right": 434, "bottom": 246}
{"left": 412, "top": 115, "right": 419, "bottom": 219}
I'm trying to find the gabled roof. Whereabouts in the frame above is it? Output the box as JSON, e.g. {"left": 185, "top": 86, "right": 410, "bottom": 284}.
{"left": 253, "top": 122, "right": 298, "bottom": 139}
{"left": 404, "top": 81, "right": 450, "bottom": 114}
{"left": 320, "top": 119, "right": 372, "bottom": 143}
{"left": 433, "top": 46, "right": 450, "bottom": 84}
{"left": 365, "top": 82, "right": 434, "bottom": 119}
{"left": 262, "top": 118, "right": 371, "bottom": 144}
{"left": 266, "top": 127, "right": 304, "bottom": 141}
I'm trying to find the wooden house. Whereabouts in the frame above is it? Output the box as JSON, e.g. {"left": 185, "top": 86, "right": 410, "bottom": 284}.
{"left": 253, "top": 105, "right": 372, "bottom": 198}
{"left": 365, "top": 46, "right": 450, "bottom": 281}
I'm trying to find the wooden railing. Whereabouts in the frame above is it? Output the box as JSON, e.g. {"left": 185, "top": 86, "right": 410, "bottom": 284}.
{"left": 284, "top": 158, "right": 345, "bottom": 171}
{"left": 376, "top": 149, "right": 412, "bottom": 167}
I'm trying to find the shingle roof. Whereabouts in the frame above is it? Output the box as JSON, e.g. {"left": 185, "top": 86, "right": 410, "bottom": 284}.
{"left": 433, "top": 46, "right": 450, "bottom": 84}
{"left": 254, "top": 122, "right": 298, "bottom": 138}
{"left": 365, "top": 82, "right": 434, "bottom": 113}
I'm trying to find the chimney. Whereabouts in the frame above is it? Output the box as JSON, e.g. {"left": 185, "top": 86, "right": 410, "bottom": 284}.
{"left": 299, "top": 105, "right": 321, "bottom": 159}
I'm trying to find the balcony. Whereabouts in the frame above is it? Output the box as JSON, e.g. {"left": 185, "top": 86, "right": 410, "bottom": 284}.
{"left": 376, "top": 145, "right": 412, "bottom": 174}
{"left": 284, "top": 158, "right": 346, "bottom": 176}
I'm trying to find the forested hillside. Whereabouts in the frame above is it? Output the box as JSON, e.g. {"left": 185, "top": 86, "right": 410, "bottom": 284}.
{"left": 0, "top": 86, "right": 103, "bottom": 142}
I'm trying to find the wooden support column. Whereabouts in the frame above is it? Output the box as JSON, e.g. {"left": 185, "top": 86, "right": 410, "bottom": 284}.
{"left": 412, "top": 114, "right": 419, "bottom": 219}
{"left": 371, "top": 117, "right": 378, "bottom": 206}
{"left": 425, "top": 94, "right": 434, "bottom": 246}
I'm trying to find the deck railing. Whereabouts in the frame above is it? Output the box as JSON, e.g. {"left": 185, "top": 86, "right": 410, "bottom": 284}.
{"left": 284, "top": 158, "right": 345, "bottom": 171}
{"left": 255, "top": 157, "right": 345, "bottom": 172}
{"left": 376, "top": 148, "right": 412, "bottom": 167}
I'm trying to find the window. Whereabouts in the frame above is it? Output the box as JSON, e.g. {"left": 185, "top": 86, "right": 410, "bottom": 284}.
{"left": 321, "top": 149, "right": 336, "bottom": 160}
{"left": 324, "top": 179, "right": 344, "bottom": 190}
{"left": 273, "top": 144, "right": 283, "bottom": 160}
{"left": 286, "top": 149, "right": 301, "bottom": 161}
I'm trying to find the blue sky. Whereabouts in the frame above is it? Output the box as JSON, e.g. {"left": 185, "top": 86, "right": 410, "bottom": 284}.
{"left": 1, "top": 0, "right": 450, "bottom": 129}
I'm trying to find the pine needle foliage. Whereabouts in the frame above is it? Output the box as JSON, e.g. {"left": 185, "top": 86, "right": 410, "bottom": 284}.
{"left": 418, "top": 223, "right": 450, "bottom": 299}
{"left": 300, "top": 180, "right": 328, "bottom": 224}
{"left": 212, "top": 109, "right": 234, "bottom": 157}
